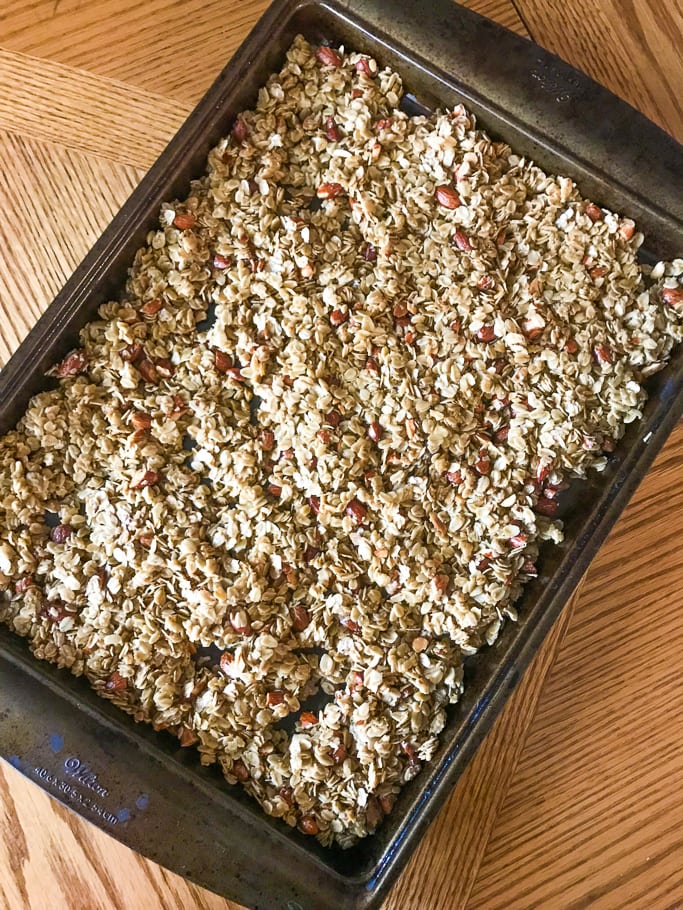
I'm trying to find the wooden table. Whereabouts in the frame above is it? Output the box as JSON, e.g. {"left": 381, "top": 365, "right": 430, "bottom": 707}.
{"left": 0, "top": 1, "right": 681, "bottom": 907}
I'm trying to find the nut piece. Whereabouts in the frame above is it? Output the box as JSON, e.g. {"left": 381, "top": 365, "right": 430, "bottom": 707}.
{"left": 232, "top": 118, "right": 249, "bottom": 142}
{"left": 54, "top": 349, "right": 88, "bottom": 378}
{"left": 105, "top": 671, "right": 127, "bottom": 692}
{"left": 330, "top": 308, "right": 348, "bottom": 327}
{"left": 137, "top": 358, "right": 159, "bottom": 383}
{"left": 130, "top": 470, "right": 160, "bottom": 489}
{"left": 140, "top": 298, "right": 163, "bottom": 319}
{"left": 315, "top": 45, "right": 342, "bottom": 67}
{"left": 452, "top": 231, "right": 472, "bottom": 251}
{"left": 367, "top": 421, "right": 383, "bottom": 443}
{"left": 298, "top": 815, "right": 320, "bottom": 835}
{"left": 299, "top": 711, "right": 318, "bottom": 728}
{"left": 266, "top": 690, "right": 286, "bottom": 707}
{"left": 317, "top": 182, "right": 345, "bottom": 199}
{"left": 662, "top": 286, "right": 683, "bottom": 307}
{"left": 325, "top": 116, "right": 342, "bottom": 141}
{"left": 50, "top": 523, "right": 73, "bottom": 544}
{"left": 435, "top": 185, "right": 461, "bottom": 209}
{"left": 585, "top": 203, "right": 603, "bottom": 222}
{"left": 355, "top": 57, "right": 374, "bottom": 76}
{"left": 213, "top": 253, "right": 232, "bottom": 269}
{"left": 121, "top": 343, "right": 144, "bottom": 363}
{"left": 214, "top": 350, "right": 234, "bottom": 372}
{"left": 173, "top": 211, "right": 196, "bottom": 230}
{"left": 291, "top": 605, "right": 311, "bottom": 632}
{"left": 345, "top": 499, "right": 367, "bottom": 523}
{"left": 131, "top": 411, "right": 152, "bottom": 431}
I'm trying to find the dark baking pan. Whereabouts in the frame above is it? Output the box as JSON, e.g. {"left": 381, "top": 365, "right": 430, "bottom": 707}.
{"left": 1, "top": 0, "right": 681, "bottom": 908}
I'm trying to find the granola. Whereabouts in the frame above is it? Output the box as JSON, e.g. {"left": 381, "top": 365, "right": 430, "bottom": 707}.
{"left": 0, "top": 36, "right": 681, "bottom": 846}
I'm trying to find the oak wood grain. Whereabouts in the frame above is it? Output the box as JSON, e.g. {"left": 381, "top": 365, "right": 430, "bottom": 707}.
{"left": 512, "top": 0, "right": 683, "bottom": 139}
{"left": 468, "top": 423, "right": 683, "bottom": 910}
{"left": 0, "top": 0, "right": 680, "bottom": 908}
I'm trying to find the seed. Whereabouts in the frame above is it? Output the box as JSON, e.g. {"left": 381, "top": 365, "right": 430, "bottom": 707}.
{"left": 325, "top": 116, "right": 342, "bottom": 141}
{"left": 300, "top": 711, "right": 318, "bottom": 728}
{"left": 585, "top": 202, "right": 603, "bottom": 222}
{"left": 291, "top": 605, "right": 311, "bottom": 632}
{"left": 131, "top": 411, "right": 152, "bottom": 431}
{"left": 315, "top": 45, "right": 342, "bottom": 67}
{"left": 298, "top": 814, "right": 320, "bottom": 835}
{"left": 476, "top": 325, "right": 496, "bottom": 343}
{"left": 435, "top": 185, "right": 461, "bottom": 209}
{"left": 137, "top": 358, "right": 159, "bottom": 383}
{"left": 368, "top": 421, "right": 383, "bottom": 442}
{"left": 232, "top": 118, "right": 249, "bottom": 142}
{"left": 54, "top": 349, "right": 88, "bottom": 377}
{"left": 266, "top": 690, "right": 286, "bottom": 707}
{"left": 412, "top": 636, "right": 429, "bottom": 653}
{"left": 105, "top": 671, "right": 127, "bottom": 691}
{"left": 452, "top": 231, "right": 472, "bottom": 251}
{"left": 213, "top": 253, "right": 232, "bottom": 269}
{"left": 173, "top": 211, "right": 196, "bottom": 230}
{"left": 330, "top": 309, "right": 348, "bottom": 327}
{"left": 121, "top": 343, "right": 144, "bottom": 363}
{"left": 317, "top": 181, "right": 345, "bottom": 199}
{"left": 345, "top": 499, "right": 367, "bottom": 523}
{"left": 50, "top": 523, "right": 73, "bottom": 544}
{"left": 130, "top": 470, "right": 159, "bottom": 490}
{"left": 140, "top": 298, "right": 163, "bottom": 319}
{"left": 662, "top": 286, "right": 683, "bottom": 307}
{"left": 214, "top": 350, "right": 234, "bottom": 372}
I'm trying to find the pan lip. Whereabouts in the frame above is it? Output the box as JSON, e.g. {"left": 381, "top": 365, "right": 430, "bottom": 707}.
{"left": 0, "top": 0, "right": 681, "bottom": 906}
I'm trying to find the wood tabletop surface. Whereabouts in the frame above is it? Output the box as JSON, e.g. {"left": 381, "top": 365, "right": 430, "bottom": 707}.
{"left": 0, "top": 1, "right": 681, "bottom": 908}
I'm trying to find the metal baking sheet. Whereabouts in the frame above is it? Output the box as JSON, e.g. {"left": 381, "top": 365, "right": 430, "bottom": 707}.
{"left": 1, "top": 1, "right": 681, "bottom": 907}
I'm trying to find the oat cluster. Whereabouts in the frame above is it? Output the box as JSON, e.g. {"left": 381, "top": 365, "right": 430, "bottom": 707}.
{"left": 0, "top": 36, "right": 681, "bottom": 845}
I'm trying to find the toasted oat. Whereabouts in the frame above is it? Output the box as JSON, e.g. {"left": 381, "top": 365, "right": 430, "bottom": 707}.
{"left": 0, "top": 36, "right": 680, "bottom": 847}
